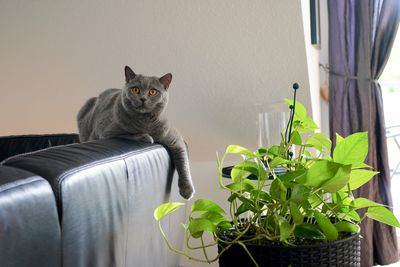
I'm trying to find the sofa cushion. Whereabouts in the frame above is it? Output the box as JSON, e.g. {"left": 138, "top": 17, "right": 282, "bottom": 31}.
{"left": 0, "top": 165, "right": 61, "bottom": 267}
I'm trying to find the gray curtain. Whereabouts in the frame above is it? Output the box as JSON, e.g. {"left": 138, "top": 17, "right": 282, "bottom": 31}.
{"left": 328, "top": 0, "right": 400, "bottom": 266}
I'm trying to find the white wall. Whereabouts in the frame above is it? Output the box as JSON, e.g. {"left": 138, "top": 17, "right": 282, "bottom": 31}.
{"left": 319, "top": 0, "right": 330, "bottom": 135}
{"left": 0, "top": 0, "right": 313, "bottom": 161}
{"left": 301, "top": 0, "right": 321, "bottom": 128}
{"left": 0, "top": 2, "right": 319, "bottom": 266}
{"left": 0, "top": 0, "right": 319, "bottom": 266}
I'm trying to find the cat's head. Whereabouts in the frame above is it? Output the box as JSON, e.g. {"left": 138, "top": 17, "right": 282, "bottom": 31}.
{"left": 122, "top": 66, "right": 171, "bottom": 114}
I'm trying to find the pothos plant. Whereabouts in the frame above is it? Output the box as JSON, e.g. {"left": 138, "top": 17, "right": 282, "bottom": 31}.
{"left": 154, "top": 85, "right": 400, "bottom": 267}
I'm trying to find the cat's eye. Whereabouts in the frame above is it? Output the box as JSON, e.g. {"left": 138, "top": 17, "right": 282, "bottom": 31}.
{"left": 148, "top": 88, "right": 158, "bottom": 96}
{"left": 131, "top": 87, "right": 141, "bottom": 94}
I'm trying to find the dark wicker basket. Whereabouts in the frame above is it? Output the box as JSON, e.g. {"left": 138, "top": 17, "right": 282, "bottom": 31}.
{"left": 218, "top": 233, "right": 360, "bottom": 267}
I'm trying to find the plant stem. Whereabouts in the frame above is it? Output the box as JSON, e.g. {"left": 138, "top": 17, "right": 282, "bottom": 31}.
{"left": 200, "top": 235, "right": 211, "bottom": 262}
{"left": 237, "top": 241, "right": 259, "bottom": 267}
{"left": 186, "top": 230, "right": 218, "bottom": 250}
{"left": 158, "top": 222, "right": 218, "bottom": 263}
{"left": 315, "top": 193, "right": 339, "bottom": 218}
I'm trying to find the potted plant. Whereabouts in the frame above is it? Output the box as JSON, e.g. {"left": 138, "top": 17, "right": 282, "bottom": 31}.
{"left": 154, "top": 84, "right": 400, "bottom": 267}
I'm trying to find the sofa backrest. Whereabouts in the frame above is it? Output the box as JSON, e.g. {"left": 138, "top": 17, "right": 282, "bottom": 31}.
{"left": 0, "top": 134, "right": 80, "bottom": 162}
{"left": 2, "top": 138, "right": 184, "bottom": 267}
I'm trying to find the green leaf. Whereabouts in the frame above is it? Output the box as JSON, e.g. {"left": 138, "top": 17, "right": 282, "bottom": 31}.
{"left": 314, "top": 211, "right": 338, "bottom": 241}
{"left": 338, "top": 210, "right": 361, "bottom": 222}
{"left": 333, "top": 132, "right": 368, "bottom": 165}
{"left": 217, "top": 221, "right": 232, "bottom": 230}
{"left": 321, "top": 203, "right": 336, "bottom": 214}
{"left": 233, "top": 161, "right": 267, "bottom": 180}
{"left": 333, "top": 191, "right": 352, "bottom": 205}
{"left": 279, "top": 169, "right": 306, "bottom": 184}
{"left": 191, "top": 199, "right": 225, "bottom": 215}
{"left": 154, "top": 202, "right": 185, "bottom": 221}
{"left": 347, "top": 210, "right": 361, "bottom": 222}
{"left": 226, "top": 180, "right": 256, "bottom": 192}
{"left": 285, "top": 99, "right": 318, "bottom": 133}
{"left": 300, "top": 160, "right": 329, "bottom": 187}
{"left": 188, "top": 218, "right": 216, "bottom": 238}
{"left": 286, "top": 99, "right": 307, "bottom": 119}
{"left": 267, "top": 145, "right": 280, "bottom": 157}
{"left": 230, "top": 168, "right": 251, "bottom": 183}
{"left": 306, "top": 132, "right": 332, "bottom": 152}
{"left": 237, "top": 196, "right": 258, "bottom": 212}
{"left": 351, "top": 162, "right": 373, "bottom": 169}
{"left": 334, "top": 221, "right": 359, "bottom": 234}
{"left": 278, "top": 216, "right": 292, "bottom": 242}
{"left": 351, "top": 198, "right": 383, "bottom": 210}
{"left": 227, "top": 193, "right": 238, "bottom": 203}
{"left": 270, "top": 178, "right": 287, "bottom": 201}
{"left": 301, "top": 202, "right": 314, "bottom": 217}
{"left": 289, "top": 202, "right": 304, "bottom": 225}
{"left": 291, "top": 131, "right": 302, "bottom": 145}
{"left": 332, "top": 192, "right": 340, "bottom": 203}
{"left": 233, "top": 161, "right": 260, "bottom": 175}
{"left": 235, "top": 203, "right": 253, "bottom": 216}
{"left": 294, "top": 223, "right": 326, "bottom": 240}
{"left": 256, "top": 147, "right": 268, "bottom": 157}
{"left": 225, "top": 145, "right": 255, "bottom": 157}
{"left": 250, "top": 189, "right": 272, "bottom": 202}
{"left": 320, "top": 164, "right": 351, "bottom": 193}
{"left": 302, "top": 160, "right": 348, "bottom": 190}
{"left": 346, "top": 170, "right": 379, "bottom": 191}
{"left": 200, "top": 211, "right": 227, "bottom": 225}
{"left": 290, "top": 184, "right": 310, "bottom": 204}
{"left": 269, "top": 157, "right": 291, "bottom": 169}
{"left": 297, "top": 117, "right": 319, "bottom": 133}
{"left": 336, "top": 133, "right": 344, "bottom": 144}
{"left": 366, "top": 206, "right": 400, "bottom": 228}
{"left": 308, "top": 193, "right": 323, "bottom": 208}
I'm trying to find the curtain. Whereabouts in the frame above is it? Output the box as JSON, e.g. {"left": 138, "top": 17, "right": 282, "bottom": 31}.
{"left": 328, "top": 0, "right": 400, "bottom": 266}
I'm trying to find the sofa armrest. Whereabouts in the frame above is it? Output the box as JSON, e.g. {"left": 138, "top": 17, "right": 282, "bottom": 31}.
{"left": 3, "top": 138, "right": 184, "bottom": 267}
{"left": 0, "top": 166, "right": 61, "bottom": 267}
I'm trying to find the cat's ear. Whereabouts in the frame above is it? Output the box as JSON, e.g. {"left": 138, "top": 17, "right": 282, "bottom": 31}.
{"left": 124, "top": 66, "right": 136, "bottom": 83}
{"left": 159, "top": 73, "right": 172, "bottom": 90}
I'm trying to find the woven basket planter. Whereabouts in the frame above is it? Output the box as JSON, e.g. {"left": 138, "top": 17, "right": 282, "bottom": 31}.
{"left": 218, "top": 233, "right": 361, "bottom": 267}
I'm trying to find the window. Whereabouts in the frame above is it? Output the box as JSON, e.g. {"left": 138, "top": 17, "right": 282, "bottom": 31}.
{"left": 380, "top": 30, "right": 400, "bottom": 219}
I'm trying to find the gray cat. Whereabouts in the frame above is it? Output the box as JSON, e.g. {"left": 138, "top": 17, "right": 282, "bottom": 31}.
{"left": 77, "top": 66, "right": 195, "bottom": 200}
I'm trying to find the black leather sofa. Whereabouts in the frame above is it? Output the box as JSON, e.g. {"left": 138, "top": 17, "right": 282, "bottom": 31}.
{"left": 0, "top": 135, "right": 184, "bottom": 267}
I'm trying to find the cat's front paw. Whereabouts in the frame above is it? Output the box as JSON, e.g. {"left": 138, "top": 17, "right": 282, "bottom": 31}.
{"left": 118, "top": 134, "right": 154, "bottom": 143}
{"left": 137, "top": 134, "right": 154, "bottom": 144}
{"left": 124, "top": 133, "right": 154, "bottom": 143}
{"left": 179, "top": 181, "right": 195, "bottom": 200}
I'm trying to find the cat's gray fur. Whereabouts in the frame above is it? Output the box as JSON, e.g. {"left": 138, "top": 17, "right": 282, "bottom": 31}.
{"left": 77, "top": 66, "right": 195, "bottom": 199}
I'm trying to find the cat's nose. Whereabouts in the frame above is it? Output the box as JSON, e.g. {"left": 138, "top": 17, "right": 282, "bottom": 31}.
{"left": 140, "top": 97, "right": 146, "bottom": 102}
